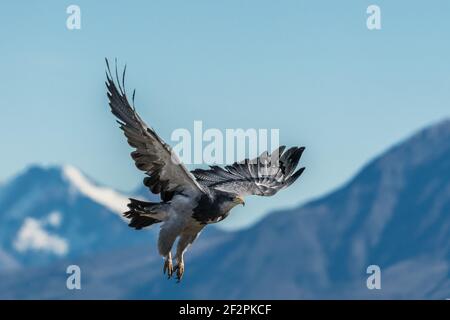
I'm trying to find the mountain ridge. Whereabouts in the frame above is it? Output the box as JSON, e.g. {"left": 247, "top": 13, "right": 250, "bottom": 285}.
{"left": 0, "top": 164, "right": 157, "bottom": 270}
{"left": 0, "top": 119, "right": 449, "bottom": 298}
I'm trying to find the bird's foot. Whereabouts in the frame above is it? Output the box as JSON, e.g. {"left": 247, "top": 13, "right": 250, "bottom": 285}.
{"left": 163, "top": 256, "right": 173, "bottom": 279}
{"left": 174, "top": 261, "right": 184, "bottom": 283}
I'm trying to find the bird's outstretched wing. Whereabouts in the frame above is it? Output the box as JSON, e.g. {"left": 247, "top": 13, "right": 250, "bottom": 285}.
{"left": 105, "top": 59, "right": 205, "bottom": 197}
{"left": 191, "top": 146, "right": 305, "bottom": 197}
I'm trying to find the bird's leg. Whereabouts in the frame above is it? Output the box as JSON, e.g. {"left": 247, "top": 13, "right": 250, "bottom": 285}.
{"left": 163, "top": 252, "right": 173, "bottom": 279}
{"left": 173, "top": 228, "right": 203, "bottom": 282}
{"left": 174, "top": 255, "right": 184, "bottom": 282}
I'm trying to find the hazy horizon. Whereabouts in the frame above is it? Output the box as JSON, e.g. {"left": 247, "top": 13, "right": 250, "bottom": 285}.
{"left": 1, "top": 116, "right": 448, "bottom": 231}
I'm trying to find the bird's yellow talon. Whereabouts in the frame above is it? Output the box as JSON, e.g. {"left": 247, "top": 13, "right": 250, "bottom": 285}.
{"left": 176, "top": 262, "right": 184, "bottom": 282}
{"left": 163, "top": 257, "right": 173, "bottom": 278}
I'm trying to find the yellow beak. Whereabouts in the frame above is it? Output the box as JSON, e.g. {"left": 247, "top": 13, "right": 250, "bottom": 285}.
{"left": 234, "top": 196, "right": 245, "bottom": 206}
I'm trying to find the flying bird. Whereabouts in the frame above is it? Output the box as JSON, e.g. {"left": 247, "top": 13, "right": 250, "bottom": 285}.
{"left": 105, "top": 59, "right": 306, "bottom": 282}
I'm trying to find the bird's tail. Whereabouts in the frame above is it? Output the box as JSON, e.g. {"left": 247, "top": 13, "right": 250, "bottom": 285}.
{"left": 123, "top": 198, "right": 165, "bottom": 230}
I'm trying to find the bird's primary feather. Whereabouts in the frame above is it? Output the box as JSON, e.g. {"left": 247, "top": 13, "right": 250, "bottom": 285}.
{"left": 105, "top": 59, "right": 206, "bottom": 200}
{"left": 191, "top": 146, "right": 305, "bottom": 197}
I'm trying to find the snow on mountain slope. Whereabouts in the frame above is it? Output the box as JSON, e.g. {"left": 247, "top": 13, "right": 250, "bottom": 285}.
{"left": 62, "top": 165, "right": 129, "bottom": 217}
{"left": 13, "top": 213, "right": 68, "bottom": 256}
{"left": 0, "top": 165, "right": 154, "bottom": 269}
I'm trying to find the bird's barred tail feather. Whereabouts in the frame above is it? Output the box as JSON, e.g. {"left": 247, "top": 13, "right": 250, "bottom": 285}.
{"left": 124, "top": 198, "right": 163, "bottom": 230}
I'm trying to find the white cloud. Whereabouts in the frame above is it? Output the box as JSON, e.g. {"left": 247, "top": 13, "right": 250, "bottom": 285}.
{"left": 62, "top": 165, "right": 128, "bottom": 216}
{"left": 14, "top": 217, "right": 68, "bottom": 256}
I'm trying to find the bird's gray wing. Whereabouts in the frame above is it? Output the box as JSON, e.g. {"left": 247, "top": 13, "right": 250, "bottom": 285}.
{"left": 105, "top": 59, "right": 206, "bottom": 197}
{"left": 191, "top": 146, "right": 305, "bottom": 197}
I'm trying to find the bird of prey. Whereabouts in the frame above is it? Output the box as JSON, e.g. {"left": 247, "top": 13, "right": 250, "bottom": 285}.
{"left": 105, "top": 59, "right": 305, "bottom": 282}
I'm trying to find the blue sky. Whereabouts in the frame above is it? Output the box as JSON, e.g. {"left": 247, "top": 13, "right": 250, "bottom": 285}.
{"left": 1, "top": 1, "right": 449, "bottom": 229}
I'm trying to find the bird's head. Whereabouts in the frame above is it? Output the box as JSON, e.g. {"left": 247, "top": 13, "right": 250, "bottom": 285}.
{"left": 217, "top": 193, "right": 245, "bottom": 213}
{"left": 232, "top": 195, "right": 245, "bottom": 207}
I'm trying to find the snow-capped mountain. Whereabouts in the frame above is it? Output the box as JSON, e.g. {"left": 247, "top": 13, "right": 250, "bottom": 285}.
{"left": 0, "top": 165, "right": 154, "bottom": 270}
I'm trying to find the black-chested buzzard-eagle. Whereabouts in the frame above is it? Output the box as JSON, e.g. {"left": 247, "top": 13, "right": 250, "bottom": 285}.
{"left": 105, "top": 59, "right": 305, "bottom": 282}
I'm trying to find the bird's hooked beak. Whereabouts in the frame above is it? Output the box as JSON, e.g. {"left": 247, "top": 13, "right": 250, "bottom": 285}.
{"left": 233, "top": 196, "right": 245, "bottom": 206}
